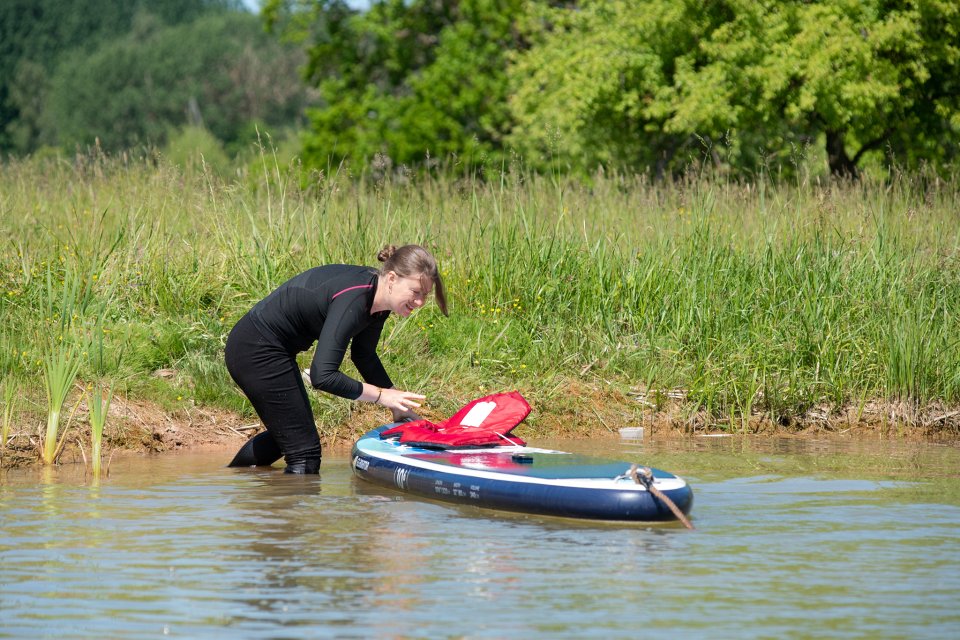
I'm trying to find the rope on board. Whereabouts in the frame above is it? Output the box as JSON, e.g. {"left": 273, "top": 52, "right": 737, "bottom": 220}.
{"left": 629, "top": 463, "right": 695, "bottom": 530}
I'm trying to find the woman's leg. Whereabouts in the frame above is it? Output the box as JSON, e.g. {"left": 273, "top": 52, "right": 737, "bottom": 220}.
{"left": 225, "top": 315, "right": 322, "bottom": 473}
{"left": 227, "top": 430, "right": 282, "bottom": 467}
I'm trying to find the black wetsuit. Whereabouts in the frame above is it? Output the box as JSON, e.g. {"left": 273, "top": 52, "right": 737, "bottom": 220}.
{"left": 225, "top": 265, "right": 392, "bottom": 473}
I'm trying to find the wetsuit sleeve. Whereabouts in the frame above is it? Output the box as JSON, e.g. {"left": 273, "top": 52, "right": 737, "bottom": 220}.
{"left": 308, "top": 295, "right": 367, "bottom": 399}
{"left": 350, "top": 321, "right": 393, "bottom": 389}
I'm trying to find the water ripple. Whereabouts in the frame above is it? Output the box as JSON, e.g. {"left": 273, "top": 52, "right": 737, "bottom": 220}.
{"left": 2, "top": 444, "right": 959, "bottom": 639}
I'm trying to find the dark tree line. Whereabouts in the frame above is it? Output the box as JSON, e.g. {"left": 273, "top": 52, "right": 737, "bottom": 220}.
{"left": 1, "top": 0, "right": 307, "bottom": 155}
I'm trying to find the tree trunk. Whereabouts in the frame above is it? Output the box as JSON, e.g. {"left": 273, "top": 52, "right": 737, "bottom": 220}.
{"left": 825, "top": 129, "right": 859, "bottom": 178}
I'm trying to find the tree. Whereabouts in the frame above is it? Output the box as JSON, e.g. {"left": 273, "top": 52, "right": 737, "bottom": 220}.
{"left": 508, "top": 1, "right": 720, "bottom": 177}
{"left": 265, "top": 0, "right": 524, "bottom": 173}
{"left": 671, "top": 0, "right": 960, "bottom": 176}
{"left": 43, "top": 12, "right": 307, "bottom": 152}
{"left": 0, "top": 0, "right": 234, "bottom": 152}
{"left": 509, "top": 0, "right": 960, "bottom": 177}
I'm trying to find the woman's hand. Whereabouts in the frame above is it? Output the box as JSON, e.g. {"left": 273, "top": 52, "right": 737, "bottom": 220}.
{"left": 371, "top": 386, "right": 425, "bottom": 417}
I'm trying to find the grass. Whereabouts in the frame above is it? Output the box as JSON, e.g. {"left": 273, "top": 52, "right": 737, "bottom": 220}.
{"left": 87, "top": 383, "right": 111, "bottom": 476}
{"left": 0, "top": 151, "right": 958, "bottom": 456}
{"left": 1, "top": 378, "right": 15, "bottom": 449}
{"left": 40, "top": 344, "right": 82, "bottom": 465}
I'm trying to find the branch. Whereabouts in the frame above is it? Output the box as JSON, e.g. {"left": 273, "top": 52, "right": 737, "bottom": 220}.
{"left": 851, "top": 127, "right": 895, "bottom": 165}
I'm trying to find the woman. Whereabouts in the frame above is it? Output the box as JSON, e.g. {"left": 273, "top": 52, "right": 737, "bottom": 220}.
{"left": 225, "top": 244, "right": 447, "bottom": 473}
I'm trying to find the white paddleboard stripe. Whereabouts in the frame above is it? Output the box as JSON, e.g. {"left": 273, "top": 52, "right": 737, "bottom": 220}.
{"left": 356, "top": 441, "right": 687, "bottom": 492}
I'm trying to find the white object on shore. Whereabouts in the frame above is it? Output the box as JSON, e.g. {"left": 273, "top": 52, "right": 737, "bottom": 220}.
{"left": 618, "top": 426, "right": 644, "bottom": 439}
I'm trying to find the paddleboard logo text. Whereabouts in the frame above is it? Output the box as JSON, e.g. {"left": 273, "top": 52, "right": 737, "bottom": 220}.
{"left": 394, "top": 467, "right": 410, "bottom": 490}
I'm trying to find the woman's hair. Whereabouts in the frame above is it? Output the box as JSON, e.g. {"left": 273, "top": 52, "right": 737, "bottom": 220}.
{"left": 377, "top": 244, "right": 448, "bottom": 316}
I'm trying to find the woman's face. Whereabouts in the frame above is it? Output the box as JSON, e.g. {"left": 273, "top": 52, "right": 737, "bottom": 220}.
{"left": 387, "top": 273, "right": 432, "bottom": 317}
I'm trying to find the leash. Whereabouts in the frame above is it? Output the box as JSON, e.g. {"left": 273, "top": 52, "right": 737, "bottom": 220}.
{"left": 628, "top": 463, "right": 695, "bottom": 530}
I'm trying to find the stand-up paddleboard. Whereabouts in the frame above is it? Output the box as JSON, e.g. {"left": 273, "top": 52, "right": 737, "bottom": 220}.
{"left": 350, "top": 392, "right": 693, "bottom": 522}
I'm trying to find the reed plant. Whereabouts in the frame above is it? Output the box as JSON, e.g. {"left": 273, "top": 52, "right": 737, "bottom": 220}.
{"left": 37, "top": 264, "right": 85, "bottom": 465}
{"left": 1, "top": 150, "right": 958, "bottom": 437}
{"left": 40, "top": 345, "right": 82, "bottom": 465}
{"left": 1, "top": 378, "right": 16, "bottom": 449}
{"left": 87, "top": 383, "right": 112, "bottom": 476}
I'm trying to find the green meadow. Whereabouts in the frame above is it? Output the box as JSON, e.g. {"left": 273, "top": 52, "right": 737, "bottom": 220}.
{"left": 1, "top": 153, "right": 959, "bottom": 462}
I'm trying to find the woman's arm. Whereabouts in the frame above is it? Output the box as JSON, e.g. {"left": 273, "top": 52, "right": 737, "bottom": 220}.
{"left": 309, "top": 296, "right": 426, "bottom": 418}
{"left": 350, "top": 322, "right": 392, "bottom": 389}
{"left": 308, "top": 298, "right": 368, "bottom": 399}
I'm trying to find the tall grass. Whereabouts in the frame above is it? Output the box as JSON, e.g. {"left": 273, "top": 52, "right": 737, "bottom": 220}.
{"left": 36, "top": 264, "right": 86, "bottom": 464}
{"left": 1, "top": 378, "right": 16, "bottom": 449}
{"left": 40, "top": 345, "right": 82, "bottom": 465}
{"left": 1, "top": 151, "right": 958, "bottom": 438}
{"left": 87, "top": 383, "right": 111, "bottom": 476}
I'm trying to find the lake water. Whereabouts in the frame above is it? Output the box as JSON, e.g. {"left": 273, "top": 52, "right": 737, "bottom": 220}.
{"left": 1, "top": 435, "right": 959, "bottom": 638}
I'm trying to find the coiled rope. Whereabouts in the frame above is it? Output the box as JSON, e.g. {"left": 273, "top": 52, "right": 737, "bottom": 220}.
{"left": 628, "top": 463, "right": 695, "bottom": 530}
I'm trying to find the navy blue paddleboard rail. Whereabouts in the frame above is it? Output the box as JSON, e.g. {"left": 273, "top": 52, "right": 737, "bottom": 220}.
{"left": 351, "top": 426, "right": 694, "bottom": 522}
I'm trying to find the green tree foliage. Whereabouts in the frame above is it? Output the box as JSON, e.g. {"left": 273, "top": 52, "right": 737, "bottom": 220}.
{"left": 510, "top": 0, "right": 960, "bottom": 177}
{"left": 265, "top": 0, "right": 523, "bottom": 173}
{"left": 666, "top": 0, "right": 960, "bottom": 175}
{"left": 508, "top": 1, "right": 716, "bottom": 177}
{"left": 0, "top": 0, "right": 234, "bottom": 152}
{"left": 43, "top": 11, "right": 307, "bottom": 152}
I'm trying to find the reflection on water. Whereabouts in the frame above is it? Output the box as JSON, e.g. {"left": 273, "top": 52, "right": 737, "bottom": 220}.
{"left": 1, "top": 437, "right": 959, "bottom": 638}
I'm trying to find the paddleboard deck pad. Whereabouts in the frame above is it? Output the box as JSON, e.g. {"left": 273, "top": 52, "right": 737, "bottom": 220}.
{"left": 351, "top": 424, "right": 694, "bottom": 522}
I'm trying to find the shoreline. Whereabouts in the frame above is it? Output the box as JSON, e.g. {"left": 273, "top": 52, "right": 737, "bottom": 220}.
{"left": 2, "top": 390, "right": 958, "bottom": 471}
{"left": 4, "top": 164, "right": 959, "bottom": 471}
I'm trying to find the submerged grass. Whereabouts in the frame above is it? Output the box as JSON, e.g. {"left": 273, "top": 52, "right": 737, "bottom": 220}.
{"left": 1, "top": 152, "right": 958, "bottom": 453}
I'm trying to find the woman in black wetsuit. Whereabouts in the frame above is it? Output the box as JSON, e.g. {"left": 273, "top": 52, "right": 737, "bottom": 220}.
{"left": 225, "top": 244, "right": 447, "bottom": 473}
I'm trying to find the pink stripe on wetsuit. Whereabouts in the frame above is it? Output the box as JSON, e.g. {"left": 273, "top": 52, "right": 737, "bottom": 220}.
{"left": 332, "top": 284, "right": 374, "bottom": 300}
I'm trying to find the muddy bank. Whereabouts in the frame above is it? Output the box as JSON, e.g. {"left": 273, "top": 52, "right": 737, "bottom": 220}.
{"left": 2, "top": 386, "right": 958, "bottom": 470}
